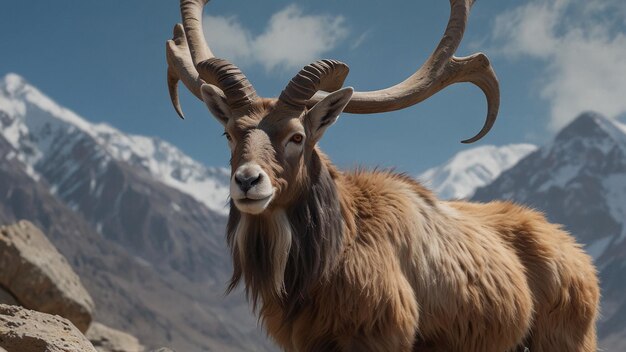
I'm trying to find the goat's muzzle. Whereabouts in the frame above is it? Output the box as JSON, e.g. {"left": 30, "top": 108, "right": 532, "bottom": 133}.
{"left": 231, "top": 163, "right": 274, "bottom": 214}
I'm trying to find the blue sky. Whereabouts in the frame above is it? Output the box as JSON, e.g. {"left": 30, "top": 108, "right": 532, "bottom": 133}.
{"left": 2, "top": 0, "right": 625, "bottom": 174}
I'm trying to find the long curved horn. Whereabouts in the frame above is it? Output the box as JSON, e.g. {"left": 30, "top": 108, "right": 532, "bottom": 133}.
{"left": 278, "top": 60, "right": 350, "bottom": 109}
{"left": 166, "top": 24, "right": 203, "bottom": 118}
{"left": 166, "top": 0, "right": 258, "bottom": 118}
{"left": 307, "top": 0, "right": 499, "bottom": 143}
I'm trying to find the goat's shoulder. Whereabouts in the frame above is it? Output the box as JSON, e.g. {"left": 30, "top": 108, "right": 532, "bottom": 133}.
{"left": 333, "top": 168, "right": 439, "bottom": 245}
{"left": 339, "top": 168, "right": 437, "bottom": 207}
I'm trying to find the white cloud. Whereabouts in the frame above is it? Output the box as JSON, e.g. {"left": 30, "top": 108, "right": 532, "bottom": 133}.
{"left": 203, "top": 5, "right": 348, "bottom": 73}
{"left": 490, "top": 0, "right": 626, "bottom": 130}
{"left": 203, "top": 15, "right": 252, "bottom": 62}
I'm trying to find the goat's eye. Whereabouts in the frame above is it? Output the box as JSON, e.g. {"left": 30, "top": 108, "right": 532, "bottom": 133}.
{"left": 290, "top": 134, "right": 304, "bottom": 144}
{"left": 223, "top": 132, "right": 232, "bottom": 142}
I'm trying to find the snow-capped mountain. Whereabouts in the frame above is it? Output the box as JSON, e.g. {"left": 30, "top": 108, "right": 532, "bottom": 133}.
{"left": 472, "top": 112, "right": 626, "bottom": 350}
{"left": 3, "top": 72, "right": 625, "bottom": 350}
{"left": 418, "top": 144, "right": 537, "bottom": 199}
{"left": 0, "top": 72, "right": 233, "bottom": 278}
{"left": 0, "top": 73, "right": 274, "bottom": 351}
{"left": 0, "top": 73, "right": 230, "bottom": 215}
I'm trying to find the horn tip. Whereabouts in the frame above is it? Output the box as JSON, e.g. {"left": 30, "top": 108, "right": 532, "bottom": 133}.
{"left": 460, "top": 113, "right": 496, "bottom": 144}
{"left": 460, "top": 138, "right": 475, "bottom": 144}
{"left": 167, "top": 69, "right": 186, "bottom": 120}
{"left": 175, "top": 108, "right": 185, "bottom": 120}
{"left": 173, "top": 23, "right": 184, "bottom": 36}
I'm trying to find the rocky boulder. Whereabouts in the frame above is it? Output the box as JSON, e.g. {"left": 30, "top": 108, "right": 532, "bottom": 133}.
{"left": 0, "top": 304, "right": 97, "bottom": 352}
{"left": 0, "top": 221, "right": 94, "bottom": 332}
{"left": 86, "top": 322, "right": 145, "bottom": 352}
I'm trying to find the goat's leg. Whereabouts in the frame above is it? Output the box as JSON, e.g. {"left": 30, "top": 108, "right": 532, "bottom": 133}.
{"left": 526, "top": 255, "right": 600, "bottom": 352}
{"left": 339, "top": 274, "right": 419, "bottom": 352}
{"left": 527, "top": 301, "right": 598, "bottom": 351}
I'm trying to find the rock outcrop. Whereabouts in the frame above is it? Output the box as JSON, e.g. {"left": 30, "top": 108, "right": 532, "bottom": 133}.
{"left": 0, "top": 221, "right": 148, "bottom": 351}
{"left": 0, "top": 304, "right": 97, "bottom": 352}
{"left": 0, "top": 221, "right": 94, "bottom": 332}
{"left": 86, "top": 322, "right": 145, "bottom": 352}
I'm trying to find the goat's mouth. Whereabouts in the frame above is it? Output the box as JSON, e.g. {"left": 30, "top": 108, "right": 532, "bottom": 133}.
{"left": 233, "top": 194, "right": 273, "bottom": 214}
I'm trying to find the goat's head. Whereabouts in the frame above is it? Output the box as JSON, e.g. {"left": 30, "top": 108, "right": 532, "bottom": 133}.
{"left": 199, "top": 61, "right": 353, "bottom": 215}
{"left": 166, "top": 0, "right": 501, "bottom": 216}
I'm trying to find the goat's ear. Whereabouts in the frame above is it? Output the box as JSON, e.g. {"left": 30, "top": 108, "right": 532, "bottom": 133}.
{"left": 200, "top": 84, "right": 232, "bottom": 126}
{"left": 306, "top": 87, "right": 353, "bottom": 143}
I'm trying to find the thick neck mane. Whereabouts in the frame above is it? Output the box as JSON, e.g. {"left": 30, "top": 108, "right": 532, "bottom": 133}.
{"left": 226, "top": 150, "right": 344, "bottom": 319}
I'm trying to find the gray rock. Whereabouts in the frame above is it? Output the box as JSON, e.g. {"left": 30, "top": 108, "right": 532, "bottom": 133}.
{"left": 0, "top": 304, "right": 97, "bottom": 352}
{"left": 0, "top": 221, "right": 94, "bottom": 332}
{"left": 86, "top": 322, "right": 145, "bottom": 352}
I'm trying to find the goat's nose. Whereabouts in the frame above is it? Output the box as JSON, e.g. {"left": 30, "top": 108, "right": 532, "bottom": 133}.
{"left": 235, "top": 171, "right": 262, "bottom": 193}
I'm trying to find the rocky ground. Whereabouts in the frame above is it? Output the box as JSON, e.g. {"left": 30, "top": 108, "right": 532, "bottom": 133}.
{"left": 0, "top": 221, "right": 157, "bottom": 352}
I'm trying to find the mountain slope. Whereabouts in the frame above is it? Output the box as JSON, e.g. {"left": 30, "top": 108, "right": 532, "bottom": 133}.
{"left": 0, "top": 73, "right": 233, "bottom": 279}
{"left": 0, "top": 131, "right": 261, "bottom": 351}
{"left": 418, "top": 144, "right": 537, "bottom": 199}
{"left": 472, "top": 112, "right": 626, "bottom": 350}
{"left": 0, "top": 74, "right": 272, "bottom": 351}
{"left": 0, "top": 73, "right": 230, "bottom": 215}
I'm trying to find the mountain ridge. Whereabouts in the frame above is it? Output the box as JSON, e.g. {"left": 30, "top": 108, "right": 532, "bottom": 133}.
{"left": 0, "top": 73, "right": 230, "bottom": 216}
{"left": 418, "top": 143, "right": 537, "bottom": 199}
{"left": 0, "top": 73, "right": 273, "bottom": 351}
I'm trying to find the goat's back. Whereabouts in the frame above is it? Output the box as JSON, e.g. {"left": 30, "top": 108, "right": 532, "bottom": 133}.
{"left": 447, "top": 201, "right": 600, "bottom": 350}
{"left": 336, "top": 171, "right": 599, "bottom": 350}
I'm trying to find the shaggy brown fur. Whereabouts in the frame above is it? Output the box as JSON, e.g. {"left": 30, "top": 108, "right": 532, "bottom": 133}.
{"left": 208, "top": 95, "right": 600, "bottom": 351}
{"left": 226, "top": 154, "right": 599, "bottom": 352}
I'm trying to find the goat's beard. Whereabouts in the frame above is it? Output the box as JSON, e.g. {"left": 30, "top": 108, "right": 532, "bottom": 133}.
{"left": 226, "top": 151, "right": 344, "bottom": 318}
{"left": 231, "top": 209, "right": 293, "bottom": 302}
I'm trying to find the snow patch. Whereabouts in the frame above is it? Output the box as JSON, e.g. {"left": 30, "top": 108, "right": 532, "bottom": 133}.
{"left": 537, "top": 164, "right": 582, "bottom": 192}
{"left": 92, "top": 124, "right": 230, "bottom": 214}
{"left": 418, "top": 144, "right": 537, "bottom": 200}
{"left": 0, "top": 73, "right": 231, "bottom": 215}
{"left": 593, "top": 115, "right": 626, "bottom": 155}
{"left": 5, "top": 151, "right": 16, "bottom": 161}
{"left": 134, "top": 256, "right": 152, "bottom": 268}
{"left": 0, "top": 94, "right": 26, "bottom": 117}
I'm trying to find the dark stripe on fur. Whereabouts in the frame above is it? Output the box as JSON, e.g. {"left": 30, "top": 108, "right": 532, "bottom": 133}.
{"left": 283, "top": 150, "right": 343, "bottom": 320}
{"left": 226, "top": 150, "right": 344, "bottom": 320}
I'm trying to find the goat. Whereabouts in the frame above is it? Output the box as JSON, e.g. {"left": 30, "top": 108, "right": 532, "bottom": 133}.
{"left": 166, "top": 0, "right": 600, "bottom": 351}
